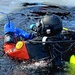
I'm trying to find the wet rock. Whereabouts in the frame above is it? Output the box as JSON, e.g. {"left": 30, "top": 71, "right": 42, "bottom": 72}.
{"left": 31, "top": 11, "right": 46, "bottom": 16}
{"left": 51, "top": 12, "right": 70, "bottom": 17}
{"left": 22, "top": 3, "right": 38, "bottom": 7}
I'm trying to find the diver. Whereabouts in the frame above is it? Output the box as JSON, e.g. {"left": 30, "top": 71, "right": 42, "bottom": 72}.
{"left": 30, "top": 14, "right": 62, "bottom": 38}
{"left": 4, "top": 14, "right": 63, "bottom": 43}
{"left": 4, "top": 14, "right": 64, "bottom": 66}
{"left": 30, "top": 14, "right": 63, "bottom": 67}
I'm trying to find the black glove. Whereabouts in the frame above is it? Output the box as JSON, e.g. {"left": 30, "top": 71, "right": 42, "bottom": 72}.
{"left": 4, "top": 32, "right": 15, "bottom": 43}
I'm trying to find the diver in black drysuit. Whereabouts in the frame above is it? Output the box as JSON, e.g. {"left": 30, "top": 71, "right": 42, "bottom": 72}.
{"left": 30, "top": 14, "right": 63, "bottom": 67}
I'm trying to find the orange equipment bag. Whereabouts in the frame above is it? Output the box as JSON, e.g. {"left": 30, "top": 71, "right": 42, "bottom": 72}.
{"left": 3, "top": 41, "right": 29, "bottom": 60}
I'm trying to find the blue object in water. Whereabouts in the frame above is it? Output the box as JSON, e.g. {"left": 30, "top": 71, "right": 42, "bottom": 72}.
{"left": 4, "top": 21, "right": 15, "bottom": 34}
{"left": 15, "top": 28, "right": 34, "bottom": 40}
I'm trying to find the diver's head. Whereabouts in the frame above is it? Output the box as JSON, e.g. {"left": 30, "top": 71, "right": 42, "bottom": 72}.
{"left": 30, "top": 14, "right": 62, "bottom": 36}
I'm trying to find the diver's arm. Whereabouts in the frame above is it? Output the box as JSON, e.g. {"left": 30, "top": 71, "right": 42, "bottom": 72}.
{"left": 15, "top": 28, "right": 34, "bottom": 40}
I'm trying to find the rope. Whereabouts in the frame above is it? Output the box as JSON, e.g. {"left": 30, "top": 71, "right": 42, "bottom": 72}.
{"left": 27, "top": 39, "right": 75, "bottom": 44}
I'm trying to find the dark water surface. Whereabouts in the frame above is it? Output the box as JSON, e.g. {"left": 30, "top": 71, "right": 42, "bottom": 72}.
{"left": 0, "top": 4, "right": 75, "bottom": 75}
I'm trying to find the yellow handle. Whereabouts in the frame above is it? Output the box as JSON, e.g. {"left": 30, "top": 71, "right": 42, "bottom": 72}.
{"left": 63, "top": 27, "right": 68, "bottom": 31}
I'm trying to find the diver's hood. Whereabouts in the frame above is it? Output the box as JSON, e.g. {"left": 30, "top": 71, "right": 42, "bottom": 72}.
{"left": 36, "top": 15, "right": 62, "bottom": 36}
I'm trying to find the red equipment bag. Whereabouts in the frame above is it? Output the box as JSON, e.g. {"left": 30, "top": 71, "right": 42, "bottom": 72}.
{"left": 3, "top": 41, "right": 29, "bottom": 60}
